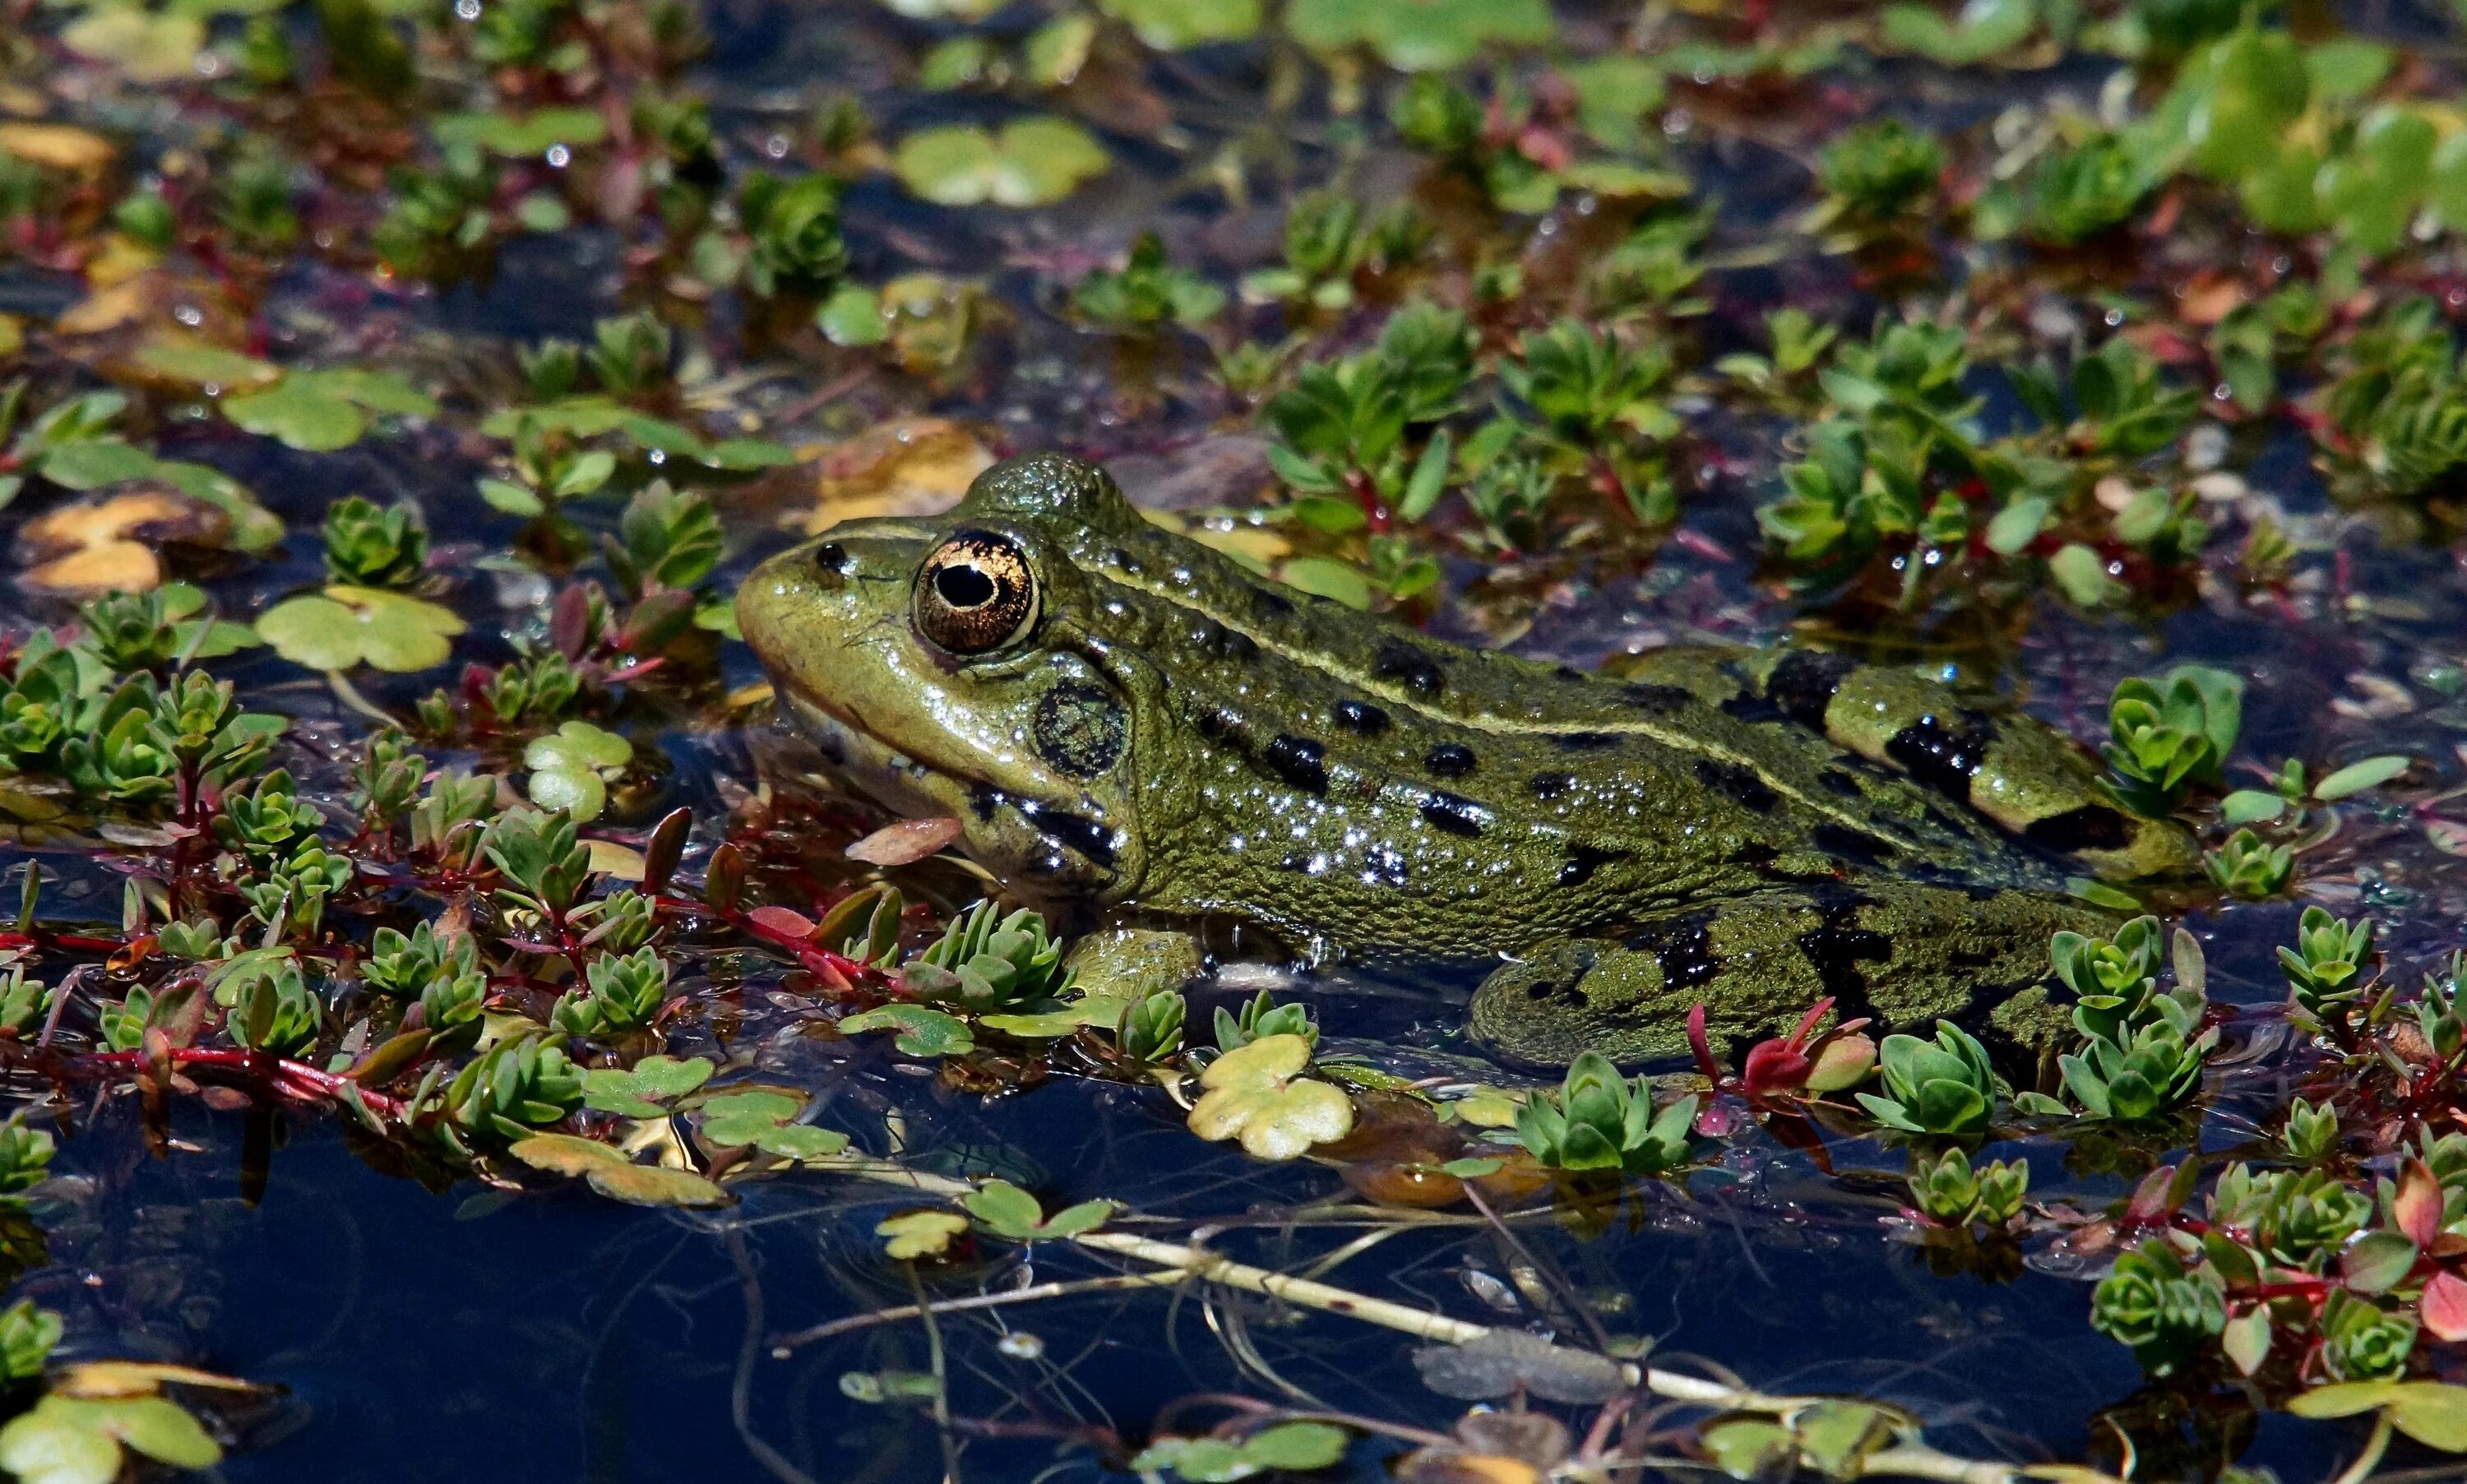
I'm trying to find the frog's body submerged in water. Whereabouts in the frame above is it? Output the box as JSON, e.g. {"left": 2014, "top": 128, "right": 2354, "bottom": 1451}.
{"left": 735, "top": 453, "right": 2198, "bottom": 1065}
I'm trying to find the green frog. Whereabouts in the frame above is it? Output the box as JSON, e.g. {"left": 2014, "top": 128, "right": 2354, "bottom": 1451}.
{"left": 736, "top": 452, "right": 2198, "bottom": 1065}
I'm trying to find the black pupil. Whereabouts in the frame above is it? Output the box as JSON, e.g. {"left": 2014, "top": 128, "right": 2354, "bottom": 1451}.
{"left": 936, "top": 562, "right": 997, "bottom": 608}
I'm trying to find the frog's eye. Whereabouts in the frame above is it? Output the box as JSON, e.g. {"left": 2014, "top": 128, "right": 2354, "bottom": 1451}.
{"left": 914, "top": 530, "right": 1039, "bottom": 655}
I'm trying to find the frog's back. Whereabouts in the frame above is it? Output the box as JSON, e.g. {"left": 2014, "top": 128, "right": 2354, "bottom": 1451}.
{"left": 958, "top": 455, "right": 2189, "bottom": 965}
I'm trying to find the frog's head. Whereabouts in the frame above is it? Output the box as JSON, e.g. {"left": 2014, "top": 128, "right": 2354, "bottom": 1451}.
{"left": 736, "top": 452, "right": 1160, "bottom": 916}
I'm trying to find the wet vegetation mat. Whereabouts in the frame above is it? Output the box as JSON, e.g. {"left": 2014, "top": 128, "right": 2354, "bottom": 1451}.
{"left": 12, "top": 0, "right": 2467, "bottom": 1480}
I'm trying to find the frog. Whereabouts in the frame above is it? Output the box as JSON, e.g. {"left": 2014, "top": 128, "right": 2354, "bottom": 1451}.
{"left": 735, "top": 451, "right": 2200, "bottom": 1066}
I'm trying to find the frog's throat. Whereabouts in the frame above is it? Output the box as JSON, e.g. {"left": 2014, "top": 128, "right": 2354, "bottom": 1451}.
{"left": 771, "top": 682, "right": 1141, "bottom": 907}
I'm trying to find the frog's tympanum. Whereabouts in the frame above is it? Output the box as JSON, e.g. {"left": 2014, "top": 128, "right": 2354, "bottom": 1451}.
{"left": 737, "top": 453, "right": 2199, "bottom": 1066}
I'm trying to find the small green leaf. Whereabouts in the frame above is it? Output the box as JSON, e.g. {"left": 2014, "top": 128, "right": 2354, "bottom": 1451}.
{"left": 257, "top": 586, "right": 467, "bottom": 673}
{"left": 961, "top": 1178, "right": 1045, "bottom": 1238}
{"left": 2314, "top": 755, "right": 2411, "bottom": 801}
{"left": 816, "top": 284, "right": 886, "bottom": 346}
{"left": 1276, "top": 555, "right": 1373, "bottom": 609}
{"left": 2219, "top": 789, "right": 2288, "bottom": 825}
{"left": 839, "top": 1004, "right": 976, "bottom": 1057}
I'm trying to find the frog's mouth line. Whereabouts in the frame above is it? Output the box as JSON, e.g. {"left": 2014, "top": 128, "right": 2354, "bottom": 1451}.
{"left": 769, "top": 679, "right": 1132, "bottom": 894}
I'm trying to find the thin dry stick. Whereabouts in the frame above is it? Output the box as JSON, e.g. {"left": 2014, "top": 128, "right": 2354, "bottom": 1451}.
{"left": 772, "top": 1271, "right": 1187, "bottom": 1352}
{"left": 802, "top": 1157, "right": 2030, "bottom": 1482}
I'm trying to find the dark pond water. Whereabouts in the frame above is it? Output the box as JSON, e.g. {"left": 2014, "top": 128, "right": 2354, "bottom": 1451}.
{"left": 10, "top": 0, "right": 2467, "bottom": 1481}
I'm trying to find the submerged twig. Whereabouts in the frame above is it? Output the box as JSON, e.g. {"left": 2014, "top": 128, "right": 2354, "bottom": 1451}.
{"left": 771, "top": 1271, "right": 1187, "bottom": 1352}
{"left": 781, "top": 1156, "right": 2037, "bottom": 1483}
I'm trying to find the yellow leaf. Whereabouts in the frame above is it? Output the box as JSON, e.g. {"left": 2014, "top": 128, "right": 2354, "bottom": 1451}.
{"left": 798, "top": 418, "right": 992, "bottom": 534}
{"left": 82, "top": 234, "right": 160, "bottom": 289}
{"left": 1184, "top": 525, "right": 1292, "bottom": 566}
{"left": 23, "top": 492, "right": 201, "bottom": 548}
{"left": 21, "top": 540, "right": 159, "bottom": 597}
{"left": 586, "top": 840, "right": 646, "bottom": 880}
{"left": 0, "top": 123, "right": 115, "bottom": 173}
{"left": 54, "top": 1362, "right": 257, "bottom": 1399}
{"left": 878, "top": 1209, "right": 970, "bottom": 1260}
{"left": 61, "top": 7, "right": 204, "bottom": 83}
{"left": 1187, "top": 1033, "right": 1355, "bottom": 1161}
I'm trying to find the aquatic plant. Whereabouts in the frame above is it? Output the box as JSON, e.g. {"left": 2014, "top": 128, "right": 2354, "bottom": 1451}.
{"left": 1856, "top": 1022, "right": 2003, "bottom": 1137}
{"left": 1513, "top": 1052, "right": 1697, "bottom": 1174}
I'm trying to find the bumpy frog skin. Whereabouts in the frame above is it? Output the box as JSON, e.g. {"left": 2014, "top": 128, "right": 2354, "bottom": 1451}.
{"left": 736, "top": 452, "right": 2199, "bottom": 1065}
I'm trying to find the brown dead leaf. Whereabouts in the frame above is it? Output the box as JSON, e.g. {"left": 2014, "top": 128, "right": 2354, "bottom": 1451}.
{"left": 22, "top": 539, "right": 160, "bottom": 596}
{"left": 797, "top": 418, "right": 992, "bottom": 534}
{"left": 2178, "top": 274, "right": 2244, "bottom": 327}
{"left": 53, "top": 270, "right": 246, "bottom": 341}
{"left": 846, "top": 816, "right": 964, "bottom": 866}
{"left": 0, "top": 122, "right": 117, "bottom": 173}
{"left": 19, "top": 489, "right": 225, "bottom": 596}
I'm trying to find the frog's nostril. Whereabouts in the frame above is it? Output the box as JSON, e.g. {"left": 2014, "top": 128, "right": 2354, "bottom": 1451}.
{"left": 813, "top": 541, "right": 851, "bottom": 575}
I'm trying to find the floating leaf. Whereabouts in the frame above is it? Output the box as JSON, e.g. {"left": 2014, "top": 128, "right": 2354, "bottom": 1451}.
{"left": 2313, "top": 755, "right": 2411, "bottom": 801}
{"left": 257, "top": 586, "right": 466, "bottom": 673}
{"left": 432, "top": 108, "right": 609, "bottom": 157}
{"left": 2291, "top": 1380, "right": 2467, "bottom": 1452}
{"left": 695, "top": 1086, "right": 847, "bottom": 1158}
{"left": 1099, "top": 0, "right": 1261, "bottom": 49}
{"left": 0, "top": 124, "right": 117, "bottom": 173}
{"left": 839, "top": 1004, "right": 975, "bottom": 1058}
{"left": 877, "top": 1209, "right": 969, "bottom": 1260}
{"left": 815, "top": 284, "right": 887, "bottom": 347}
{"left": 582, "top": 1055, "right": 714, "bottom": 1117}
{"left": 60, "top": 7, "right": 203, "bottom": 82}
{"left": 894, "top": 118, "right": 1110, "bottom": 207}
{"left": 222, "top": 369, "right": 437, "bottom": 452}
{"left": 524, "top": 721, "right": 632, "bottom": 823}
{"left": 509, "top": 1133, "right": 731, "bottom": 1208}
{"left": 1186, "top": 1033, "right": 1354, "bottom": 1161}
{"left": 1284, "top": 0, "right": 1553, "bottom": 70}
{"left": 961, "top": 1178, "right": 1110, "bottom": 1239}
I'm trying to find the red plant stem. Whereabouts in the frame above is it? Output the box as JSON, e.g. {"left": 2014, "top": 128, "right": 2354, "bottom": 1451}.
{"left": 651, "top": 895, "right": 880, "bottom": 989}
{"left": 0, "top": 932, "right": 125, "bottom": 955}
{"left": 1344, "top": 466, "right": 1391, "bottom": 534}
{"left": 73, "top": 1047, "right": 407, "bottom": 1119}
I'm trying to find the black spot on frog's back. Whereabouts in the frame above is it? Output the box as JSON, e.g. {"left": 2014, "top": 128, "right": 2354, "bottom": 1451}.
{"left": 1796, "top": 899, "right": 1891, "bottom": 1001}
{"left": 1719, "top": 691, "right": 1789, "bottom": 725}
{"left": 1419, "top": 791, "right": 1488, "bottom": 838}
{"left": 1812, "top": 823, "right": 1895, "bottom": 869}
{"left": 1372, "top": 641, "right": 1446, "bottom": 696}
{"left": 1624, "top": 914, "right": 1720, "bottom": 990}
{"left": 1693, "top": 758, "right": 1778, "bottom": 813}
{"left": 1262, "top": 733, "right": 1330, "bottom": 793}
{"left": 1198, "top": 622, "right": 1261, "bottom": 663}
{"left": 1558, "top": 842, "right": 1626, "bottom": 886}
{"left": 1764, "top": 650, "right": 1859, "bottom": 729}
{"left": 1333, "top": 699, "right": 1390, "bottom": 736}
{"left": 2024, "top": 803, "right": 2134, "bottom": 853}
{"left": 1887, "top": 714, "right": 1994, "bottom": 799}
{"left": 1425, "top": 742, "right": 1477, "bottom": 779}
{"left": 1619, "top": 682, "right": 1694, "bottom": 714}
